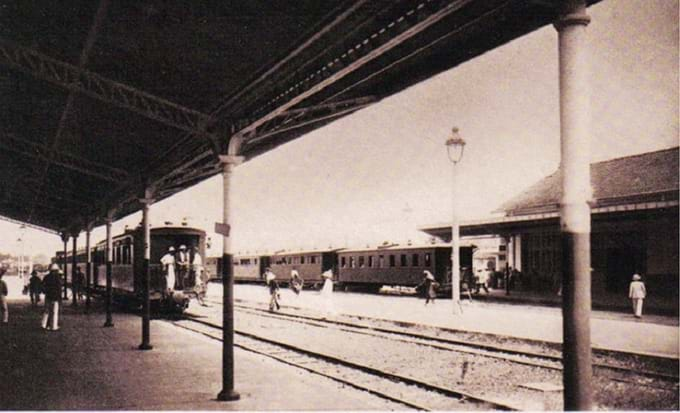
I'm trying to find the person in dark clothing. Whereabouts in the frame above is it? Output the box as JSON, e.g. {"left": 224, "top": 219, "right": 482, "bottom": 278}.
{"left": 41, "top": 264, "right": 62, "bottom": 331}
{"left": 73, "top": 267, "right": 85, "bottom": 301}
{"left": 29, "top": 270, "right": 42, "bottom": 307}
{"left": 0, "top": 271, "right": 8, "bottom": 324}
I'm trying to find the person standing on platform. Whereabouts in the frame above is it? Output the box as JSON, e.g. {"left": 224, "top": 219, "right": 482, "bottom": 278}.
{"left": 0, "top": 270, "right": 8, "bottom": 325}
{"left": 29, "top": 270, "right": 42, "bottom": 307}
{"left": 176, "top": 245, "right": 190, "bottom": 290}
{"left": 191, "top": 246, "right": 208, "bottom": 306}
{"left": 416, "top": 270, "right": 438, "bottom": 306}
{"left": 290, "top": 268, "right": 303, "bottom": 296}
{"left": 629, "top": 273, "right": 647, "bottom": 318}
{"left": 265, "top": 269, "right": 280, "bottom": 312}
{"left": 73, "top": 267, "right": 85, "bottom": 302}
{"left": 41, "top": 264, "right": 62, "bottom": 331}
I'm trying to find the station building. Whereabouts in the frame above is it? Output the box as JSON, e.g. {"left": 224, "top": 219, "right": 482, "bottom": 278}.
{"left": 421, "top": 147, "right": 679, "bottom": 308}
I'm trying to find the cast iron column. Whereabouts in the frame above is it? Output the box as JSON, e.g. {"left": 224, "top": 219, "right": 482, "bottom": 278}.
{"left": 104, "top": 215, "right": 114, "bottom": 327}
{"left": 85, "top": 226, "right": 92, "bottom": 313}
{"left": 217, "top": 155, "right": 243, "bottom": 402}
{"left": 71, "top": 233, "right": 78, "bottom": 307}
{"left": 62, "top": 234, "right": 68, "bottom": 299}
{"left": 138, "top": 195, "right": 153, "bottom": 350}
{"left": 555, "top": 1, "right": 593, "bottom": 409}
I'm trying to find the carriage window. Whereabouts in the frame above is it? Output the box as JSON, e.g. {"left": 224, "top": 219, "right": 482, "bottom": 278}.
{"left": 379, "top": 255, "right": 384, "bottom": 268}
{"left": 311, "top": 255, "right": 316, "bottom": 264}
{"left": 359, "top": 256, "right": 365, "bottom": 268}
{"left": 350, "top": 256, "right": 356, "bottom": 268}
{"left": 300, "top": 256, "right": 305, "bottom": 264}
{"left": 368, "top": 256, "right": 374, "bottom": 267}
{"left": 389, "top": 255, "right": 395, "bottom": 267}
{"left": 424, "top": 253, "right": 431, "bottom": 267}
{"left": 400, "top": 254, "right": 407, "bottom": 267}
{"left": 412, "top": 254, "right": 419, "bottom": 266}
{"left": 287, "top": 257, "right": 292, "bottom": 265}
{"left": 240, "top": 259, "right": 251, "bottom": 265}
{"left": 341, "top": 256, "right": 346, "bottom": 268}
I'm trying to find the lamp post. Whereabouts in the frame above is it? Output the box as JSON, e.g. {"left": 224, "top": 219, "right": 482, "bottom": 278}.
{"left": 445, "top": 127, "right": 466, "bottom": 315}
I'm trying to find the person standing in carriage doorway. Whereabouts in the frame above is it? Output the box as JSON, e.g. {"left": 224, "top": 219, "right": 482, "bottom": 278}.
{"left": 629, "top": 273, "right": 647, "bottom": 318}
{"left": 191, "top": 246, "right": 208, "bottom": 306}
{"left": 176, "top": 245, "right": 190, "bottom": 290}
{"left": 290, "top": 268, "right": 303, "bottom": 296}
{"left": 160, "top": 246, "right": 176, "bottom": 295}
{"left": 416, "top": 270, "right": 439, "bottom": 306}
{"left": 41, "top": 264, "right": 62, "bottom": 331}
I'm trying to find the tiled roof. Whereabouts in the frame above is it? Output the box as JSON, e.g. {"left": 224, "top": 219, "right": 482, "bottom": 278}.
{"left": 499, "top": 147, "right": 679, "bottom": 215}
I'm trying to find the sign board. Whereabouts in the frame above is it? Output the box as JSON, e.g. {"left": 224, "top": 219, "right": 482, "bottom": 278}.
{"left": 214, "top": 222, "right": 230, "bottom": 237}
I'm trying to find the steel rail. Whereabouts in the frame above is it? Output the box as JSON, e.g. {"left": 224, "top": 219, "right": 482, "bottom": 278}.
{"left": 174, "top": 315, "right": 516, "bottom": 411}
{"left": 225, "top": 300, "right": 680, "bottom": 385}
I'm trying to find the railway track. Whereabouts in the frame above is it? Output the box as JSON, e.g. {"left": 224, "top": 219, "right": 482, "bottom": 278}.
{"left": 177, "top": 298, "right": 677, "bottom": 410}
{"left": 223, "top": 300, "right": 679, "bottom": 388}
{"left": 170, "top": 315, "right": 515, "bottom": 411}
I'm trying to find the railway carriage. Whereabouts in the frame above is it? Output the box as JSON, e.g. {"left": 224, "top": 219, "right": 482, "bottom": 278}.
{"left": 55, "top": 225, "right": 206, "bottom": 312}
{"left": 233, "top": 254, "right": 270, "bottom": 283}
{"left": 268, "top": 248, "right": 341, "bottom": 289}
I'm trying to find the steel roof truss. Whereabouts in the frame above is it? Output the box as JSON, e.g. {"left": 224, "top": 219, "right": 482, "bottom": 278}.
{"left": 0, "top": 132, "right": 128, "bottom": 183}
{"left": 0, "top": 38, "right": 212, "bottom": 136}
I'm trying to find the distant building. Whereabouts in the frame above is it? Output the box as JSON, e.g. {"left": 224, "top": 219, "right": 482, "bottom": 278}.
{"left": 420, "top": 147, "right": 679, "bottom": 301}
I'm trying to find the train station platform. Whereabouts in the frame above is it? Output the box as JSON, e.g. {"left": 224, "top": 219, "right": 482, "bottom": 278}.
{"left": 229, "top": 284, "right": 680, "bottom": 359}
{"left": 0, "top": 295, "right": 402, "bottom": 411}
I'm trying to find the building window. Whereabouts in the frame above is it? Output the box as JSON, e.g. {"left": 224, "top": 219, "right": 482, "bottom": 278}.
{"left": 368, "top": 256, "right": 374, "bottom": 267}
{"left": 424, "top": 253, "right": 431, "bottom": 267}
{"left": 389, "top": 255, "right": 395, "bottom": 267}
{"left": 400, "top": 254, "right": 407, "bottom": 267}
{"left": 412, "top": 254, "right": 419, "bottom": 266}
{"left": 499, "top": 245, "right": 507, "bottom": 252}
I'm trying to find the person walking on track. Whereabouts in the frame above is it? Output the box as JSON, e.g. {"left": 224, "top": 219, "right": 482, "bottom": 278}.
{"left": 41, "top": 264, "right": 62, "bottom": 331}
{"left": 416, "top": 270, "right": 439, "bottom": 306}
{"left": 290, "top": 268, "right": 303, "bottom": 296}
{"left": 265, "top": 269, "right": 280, "bottom": 312}
{"left": 0, "top": 270, "right": 8, "bottom": 325}
{"left": 629, "top": 273, "right": 647, "bottom": 318}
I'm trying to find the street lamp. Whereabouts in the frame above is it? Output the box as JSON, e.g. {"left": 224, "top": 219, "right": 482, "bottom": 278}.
{"left": 445, "top": 127, "right": 466, "bottom": 315}
{"left": 445, "top": 127, "right": 466, "bottom": 164}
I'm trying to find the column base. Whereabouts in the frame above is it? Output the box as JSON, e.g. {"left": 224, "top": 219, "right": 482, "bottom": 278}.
{"left": 138, "top": 343, "right": 153, "bottom": 351}
{"left": 217, "top": 389, "right": 240, "bottom": 402}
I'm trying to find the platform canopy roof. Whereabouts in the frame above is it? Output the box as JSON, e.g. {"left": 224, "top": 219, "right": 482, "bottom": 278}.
{"left": 0, "top": 0, "right": 599, "bottom": 234}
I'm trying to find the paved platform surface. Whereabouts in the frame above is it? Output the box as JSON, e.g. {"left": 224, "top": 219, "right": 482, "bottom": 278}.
{"left": 0, "top": 297, "right": 404, "bottom": 411}
{"left": 228, "top": 284, "right": 680, "bottom": 359}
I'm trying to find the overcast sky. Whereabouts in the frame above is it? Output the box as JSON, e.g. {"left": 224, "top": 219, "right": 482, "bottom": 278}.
{"left": 1, "top": 0, "right": 678, "bottom": 259}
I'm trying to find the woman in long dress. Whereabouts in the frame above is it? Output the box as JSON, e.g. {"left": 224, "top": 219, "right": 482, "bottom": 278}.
{"left": 320, "top": 269, "right": 336, "bottom": 316}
